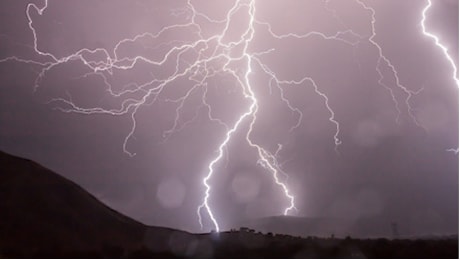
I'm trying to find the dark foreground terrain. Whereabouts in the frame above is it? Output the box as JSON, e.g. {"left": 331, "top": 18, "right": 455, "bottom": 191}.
{"left": 0, "top": 151, "right": 457, "bottom": 258}
{"left": 4, "top": 232, "right": 459, "bottom": 258}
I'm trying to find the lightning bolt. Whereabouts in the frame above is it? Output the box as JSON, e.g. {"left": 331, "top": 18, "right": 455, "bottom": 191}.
{"left": 1, "top": 0, "right": 456, "bottom": 232}
{"left": 196, "top": 1, "right": 258, "bottom": 231}
{"left": 196, "top": 0, "right": 300, "bottom": 232}
{"left": 421, "top": 0, "right": 459, "bottom": 88}
{"left": 420, "top": 0, "right": 459, "bottom": 154}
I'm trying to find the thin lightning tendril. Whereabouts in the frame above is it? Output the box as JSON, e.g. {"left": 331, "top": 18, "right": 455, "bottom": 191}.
{"left": 356, "top": 0, "right": 424, "bottom": 128}
{"left": 1, "top": 0, "right": 457, "bottom": 232}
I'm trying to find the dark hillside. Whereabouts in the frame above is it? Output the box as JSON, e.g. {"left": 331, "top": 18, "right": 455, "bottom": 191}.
{"left": 0, "top": 150, "right": 178, "bottom": 256}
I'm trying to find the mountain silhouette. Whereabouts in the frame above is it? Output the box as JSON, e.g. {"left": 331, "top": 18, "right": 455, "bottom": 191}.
{"left": 0, "top": 150, "right": 193, "bottom": 257}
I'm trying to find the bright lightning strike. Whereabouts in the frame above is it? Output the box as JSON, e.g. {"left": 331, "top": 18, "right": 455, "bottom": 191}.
{"left": 421, "top": 0, "right": 459, "bottom": 154}
{"left": 421, "top": 0, "right": 459, "bottom": 88}
{"left": 1, "top": 0, "right": 457, "bottom": 232}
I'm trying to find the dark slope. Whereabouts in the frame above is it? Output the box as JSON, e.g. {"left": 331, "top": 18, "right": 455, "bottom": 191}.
{"left": 0, "top": 150, "right": 191, "bottom": 256}
{"left": 0, "top": 150, "right": 146, "bottom": 252}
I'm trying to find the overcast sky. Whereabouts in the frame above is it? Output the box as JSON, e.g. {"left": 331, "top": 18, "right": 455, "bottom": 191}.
{"left": 0, "top": 0, "right": 458, "bottom": 235}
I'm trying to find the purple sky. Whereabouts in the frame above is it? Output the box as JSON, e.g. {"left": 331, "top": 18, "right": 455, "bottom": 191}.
{"left": 0, "top": 0, "right": 458, "bottom": 236}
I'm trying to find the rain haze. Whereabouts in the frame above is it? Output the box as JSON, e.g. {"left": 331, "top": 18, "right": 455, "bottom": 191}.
{"left": 0, "top": 0, "right": 458, "bottom": 237}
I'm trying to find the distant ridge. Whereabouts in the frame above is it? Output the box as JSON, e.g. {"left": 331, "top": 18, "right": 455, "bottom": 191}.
{"left": 233, "top": 214, "right": 458, "bottom": 239}
{"left": 234, "top": 215, "right": 392, "bottom": 238}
